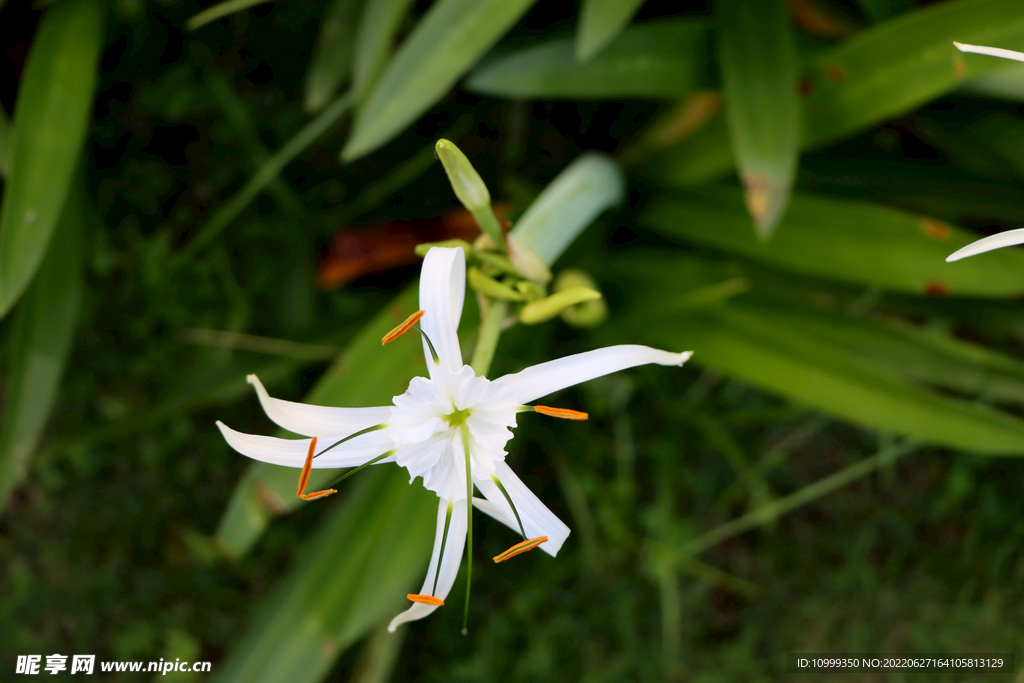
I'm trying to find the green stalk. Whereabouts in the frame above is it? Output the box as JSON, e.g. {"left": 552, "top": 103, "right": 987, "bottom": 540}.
{"left": 461, "top": 425, "right": 473, "bottom": 635}
{"left": 469, "top": 299, "right": 508, "bottom": 377}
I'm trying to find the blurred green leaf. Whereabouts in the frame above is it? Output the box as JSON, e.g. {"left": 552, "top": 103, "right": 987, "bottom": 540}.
{"left": 615, "top": 294, "right": 1024, "bottom": 455}
{"left": 342, "top": 0, "right": 537, "bottom": 160}
{"left": 304, "top": 0, "right": 360, "bottom": 112}
{"left": 649, "top": 0, "right": 1024, "bottom": 184}
{"left": 209, "top": 468, "right": 435, "bottom": 683}
{"left": 856, "top": 0, "right": 915, "bottom": 23}
{"left": 186, "top": 0, "right": 274, "bottom": 31}
{"left": 0, "top": 182, "right": 82, "bottom": 511}
{"left": 641, "top": 187, "right": 1024, "bottom": 297}
{"left": 467, "top": 19, "right": 711, "bottom": 100}
{"left": 0, "top": 107, "right": 11, "bottom": 179}
{"left": 351, "top": 0, "right": 417, "bottom": 98}
{"left": 716, "top": 0, "right": 799, "bottom": 239}
{"left": 0, "top": 0, "right": 103, "bottom": 319}
{"left": 575, "top": 0, "right": 646, "bottom": 62}
{"left": 510, "top": 153, "right": 625, "bottom": 265}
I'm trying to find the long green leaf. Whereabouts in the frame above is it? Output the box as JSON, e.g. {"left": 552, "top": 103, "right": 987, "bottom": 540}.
{"left": 0, "top": 0, "right": 103, "bottom": 319}
{"left": 716, "top": 0, "right": 799, "bottom": 239}
{"left": 185, "top": 0, "right": 273, "bottom": 31}
{"left": 613, "top": 296, "right": 1024, "bottom": 455}
{"left": 351, "top": 0, "right": 417, "bottom": 98}
{"left": 342, "top": 0, "right": 537, "bottom": 161}
{"left": 0, "top": 107, "right": 11, "bottom": 179}
{"left": 640, "top": 187, "right": 1024, "bottom": 297}
{"left": 209, "top": 468, "right": 435, "bottom": 683}
{"left": 467, "top": 19, "right": 711, "bottom": 100}
{"left": 0, "top": 182, "right": 83, "bottom": 510}
{"left": 304, "top": 0, "right": 360, "bottom": 112}
{"left": 575, "top": 0, "right": 646, "bottom": 62}
{"left": 649, "top": 0, "right": 1024, "bottom": 185}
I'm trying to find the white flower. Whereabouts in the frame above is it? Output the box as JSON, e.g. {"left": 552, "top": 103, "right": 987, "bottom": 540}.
{"left": 217, "top": 247, "right": 692, "bottom": 631}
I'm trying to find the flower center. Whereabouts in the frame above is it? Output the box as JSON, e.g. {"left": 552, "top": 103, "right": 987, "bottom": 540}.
{"left": 445, "top": 407, "right": 471, "bottom": 428}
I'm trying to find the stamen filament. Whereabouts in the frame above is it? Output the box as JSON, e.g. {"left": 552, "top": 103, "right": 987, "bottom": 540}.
{"left": 492, "top": 475, "right": 527, "bottom": 540}
{"left": 326, "top": 450, "right": 395, "bottom": 488}
{"left": 531, "top": 405, "right": 589, "bottom": 420}
{"left": 296, "top": 437, "right": 337, "bottom": 501}
{"left": 313, "top": 424, "right": 385, "bottom": 459}
{"left": 493, "top": 536, "right": 548, "bottom": 563}
{"left": 407, "top": 594, "right": 444, "bottom": 606}
{"left": 415, "top": 324, "right": 440, "bottom": 364}
{"left": 431, "top": 502, "right": 454, "bottom": 598}
{"left": 382, "top": 310, "right": 425, "bottom": 345}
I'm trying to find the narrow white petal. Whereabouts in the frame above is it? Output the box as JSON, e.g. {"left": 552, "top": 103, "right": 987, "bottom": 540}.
{"left": 216, "top": 421, "right": 395, "bottom": 468}
{"left": 388, "top": 497, "right": 468, "bottom": 631}
{"left": 247, "top": 374, "right": 391, "bottom": 437}
{"left": 472, "top": 496, "right": 519, "bottom": 531}
{"left": 495, "top": 345, "right": 692, "bottom": 405}
{"left": 946, "top": 228, "right": 1024, "bottom": 262}
{"left": 419, "top": 247, "right": 465, "bottom": 373}
{"left": 954, "top": 42, "right": 1024, "bottom": 63}
{"left": 476, "top": 462, "right": 570, "bottom": 557}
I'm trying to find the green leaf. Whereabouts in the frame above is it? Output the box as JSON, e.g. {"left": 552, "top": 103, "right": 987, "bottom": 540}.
{"left": 716, "top": 0, "right": 799, "bottom": 239}
{"left": 649, "top": 0, "right": 1024, "bottom": 185}
{"left": 0, "top": 181, "right": 83, "bottom": 510}
{"left": 855, "top": 0, "right": 915, "bottom": 22}
{"left": 0, "top": 107, "right": 11, "bottom": 179}
{"left": 342, "top": 0, "right": 538, "bottom": 161}
{"left": 0, "top": 0, "right": 103, "bottom": 319}
{"left": 351, "top": 0, "right": 417, "bottom": 98}
{"left": 510, "top": 153, "right": 625, "bottom": 266}
{"left": 614, "top": 294, "right": 1024, "bottom": 455}
{"left": 185, "top": 0, "right": 274, "bottom": 31}
{"left": 304, "top": 0, "right": 360, "bottom": 112}
{"left": 640, "top": 187, "right": 1024, "bottom": 297}
{"left": 210, "top": 468, "right": 435, "bottom": 683}
{"left": 575, "top": 0, "right": 646, "bottom": 62}
{"left": 467, "top": 19, "right": 711, "bottom": 100}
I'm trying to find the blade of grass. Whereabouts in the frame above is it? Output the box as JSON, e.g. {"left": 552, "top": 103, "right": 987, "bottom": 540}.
{"left": 169, "top": 91, "right": 354, "bottom": 271}
{"left": 0, "top": 107, "right": 11, "bottom": 179}
{"left": 0, "top": 0, "right": 103, "bottom": 319}
{"left": 304, "top": 0, "right": 360, "bottom": 112}
{"left": 342, "top": 0, "right": 538, "bottom": 160}
{"left": 716, "top": 0, "right": 799, "bottom": 239}
{"left": 575, "top": 0, "right": 646, "bottom": 62}
{"left": 467, "top": 19, "right": 712, "bottom": 100}
{"left": 351, "top": 0, "right": 417, "bottom": 99}
{"left": 0, "top": 181, "right": 83, "bottom": 510}
{"left": 186, "top": 0, "right": 275, "bottom": 31}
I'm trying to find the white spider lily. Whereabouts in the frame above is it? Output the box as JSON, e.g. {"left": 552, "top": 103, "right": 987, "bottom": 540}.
{"left": 944, "top": 42, "right": 1024, "bottom": 262}
{"left": 217, "top": 247, "right": 692, "bottom": 631}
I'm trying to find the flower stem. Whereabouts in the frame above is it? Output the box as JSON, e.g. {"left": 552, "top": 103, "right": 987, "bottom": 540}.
{"left": 469, "top": 299, "right": 508, "bottom": 377}
{"left": 461, "top": 425, "right": 473, "bottom": 635}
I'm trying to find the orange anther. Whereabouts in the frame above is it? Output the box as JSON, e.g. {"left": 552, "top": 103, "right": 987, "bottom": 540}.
{"left": 382, "top": 310, "right": 426, "bottom": 346}
{"left": 533, "top": 405, "right": 588, "bottom": 421}
{"left": 297, "top": 436, "right": 337, "bottom": 501}
{"left": 407, "top": 594, "right": 444, "bottom": 606}
{"left": 493, "top": 536, "right": 548, "bottom": 563}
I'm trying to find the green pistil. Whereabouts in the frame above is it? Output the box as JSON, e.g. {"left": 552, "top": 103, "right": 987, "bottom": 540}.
{"left": 445, "top": 407, "right": 471, "bottom": 428}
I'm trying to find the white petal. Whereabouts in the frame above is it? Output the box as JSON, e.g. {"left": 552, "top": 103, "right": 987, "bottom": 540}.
{"left": 388, "top": 497, "right": 468, "bottom": 631}
{"left": 475, "top": 461, "right": 570, "bottom": 557}
{"left": 419, "top": 247, "right": 465, "bottom": 374}
{"left": 495, "top": 345, "right": 692, "bottom": 404}
{"left": 216, "top": 421, "right": 395, "bottom": 468}
{"left": 472, "top": 496, "right": 518, "bottom": 531}
{"left": 247, "top": 374, "right": 391, "bottom": 437}
{"left": 954, "top": 42, "right": 1024, "bottom": 63}
{"left": 946, "top": 228, "right": 1024, "bottom": 262}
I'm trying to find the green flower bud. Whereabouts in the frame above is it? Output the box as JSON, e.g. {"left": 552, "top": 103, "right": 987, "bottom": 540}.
{"left": 436, "top": 139, "right": 490, "bottom": 211}
{"left": 519, "top": 286, "right": 602, "bottom": 325}
{"left": 468, "top": 267, "right": 526, "bottom": 301}
{"left": 553, "top": 269, "right": 608, "bottom": 328}
{"left": 414, "top": 239, "right": 474, "bottom": 257}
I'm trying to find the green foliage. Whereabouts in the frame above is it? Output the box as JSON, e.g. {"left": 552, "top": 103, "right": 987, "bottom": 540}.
{"left": 5, "top": 1, "right": 1024, "bottom": 682}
